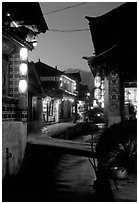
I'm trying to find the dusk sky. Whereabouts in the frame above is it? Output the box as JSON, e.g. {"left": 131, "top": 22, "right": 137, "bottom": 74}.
{"left": 29, "top": 2, "right": 124, "bottom": 72}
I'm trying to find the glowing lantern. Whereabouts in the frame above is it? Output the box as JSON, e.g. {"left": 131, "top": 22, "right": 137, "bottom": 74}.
{"left": 94, "top": 88, "right": 101, "bottom": 100}
{"left": 19, "top": 47, "right": 28, "bottom": 94}
{"left": 20, "top": 47, "right": 28, "bottom": 61}
{"left": 101, "top": 80, "right": 105, "bottom": 89}
{"left": 19, "top": 79, "right": 27, "bottom": 93}
{"left": 101, "top": 102, "right": 104, "bottom": 108}
{"left": 19, "top": 63, "right": 28, "bottom": 75}
{"left": 94, "top": 76, "right": 101, "bottom": 88}
{"left": 32, "top": 41, "right": 37, "bottom": 48}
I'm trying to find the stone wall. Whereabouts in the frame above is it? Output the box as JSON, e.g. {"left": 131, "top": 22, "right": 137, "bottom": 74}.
{"left": 2, "top": 122, "right": 27, "bottom": 179}
{"left": 2, "top": 96, "right": 27, "bottom": 122}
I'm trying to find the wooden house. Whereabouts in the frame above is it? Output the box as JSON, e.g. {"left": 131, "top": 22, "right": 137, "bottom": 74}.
{"left": 83, "top": 2, "right": 137, "bottom": 127}
{"left": 2, "top": 2, "right": 48, "bottom": 178}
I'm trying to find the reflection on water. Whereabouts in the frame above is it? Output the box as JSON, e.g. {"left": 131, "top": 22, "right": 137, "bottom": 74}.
{"left": 49, "top": 154, "right": 96, "bottom": 201}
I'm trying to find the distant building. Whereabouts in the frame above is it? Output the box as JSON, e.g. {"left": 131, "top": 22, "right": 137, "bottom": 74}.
{"left": 65, "top": 71, "right": 91, "bottom": 113}
{"left": 28, "top": 60, "right": 78, "bottom": 129}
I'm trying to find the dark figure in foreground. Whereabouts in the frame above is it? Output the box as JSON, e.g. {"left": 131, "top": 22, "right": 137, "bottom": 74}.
{"left": 94, "top": 120, "right": 137, "bottom": 201}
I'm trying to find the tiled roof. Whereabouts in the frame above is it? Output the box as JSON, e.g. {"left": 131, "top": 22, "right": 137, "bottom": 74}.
{"left": 35, "top": 61, "right": 63, "bottom": 77}
{"left": 85, "top": 3, "right": 137, "bottom": 55}
{"left": 85, "top": 2, "right": 137, "bottom": 80}
{"left": 65, "top": 72, "right": 81, "bottom": 82}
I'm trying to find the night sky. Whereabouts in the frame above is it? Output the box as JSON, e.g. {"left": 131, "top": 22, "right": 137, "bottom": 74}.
{"left": 29, "top": 2, "right": 124, "bottom": 72}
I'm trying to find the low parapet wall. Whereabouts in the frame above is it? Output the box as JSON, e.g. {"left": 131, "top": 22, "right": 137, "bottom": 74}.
{"left": 2, "top": 122, "right": 27, "bottom": 179}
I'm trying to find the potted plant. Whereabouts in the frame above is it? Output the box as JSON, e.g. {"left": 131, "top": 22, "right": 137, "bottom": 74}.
{"left": 109, "top": 139, "right": 137, "bottom": 179}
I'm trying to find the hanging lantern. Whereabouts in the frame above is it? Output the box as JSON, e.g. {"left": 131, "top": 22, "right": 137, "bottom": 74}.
{"left": 18, "top": 47, "right": 28, "bottom": 109}
{"left": 19, "top": 79, "right": 27, "bottom": 93}
{"left": 19, "top": 47, "right": 28, "bottom": 94}
{"left": 94, "top": 88, "right": 101, "bottom": 100}
{"left": 20, "top": 47, "right": 28, "bottom": 61}
{"left": 94, "top": 76, "right": 101, "bottom": 88}
{"left": 19, "top": 63, "right": 28, "bottom": 76}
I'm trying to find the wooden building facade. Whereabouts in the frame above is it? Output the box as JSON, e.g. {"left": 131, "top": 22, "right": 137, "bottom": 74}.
{"left": 2, "top": 2, "right": 48, "bottom": 178}
{"left": 84, "top": 2, "right": 137, "bottom": 127}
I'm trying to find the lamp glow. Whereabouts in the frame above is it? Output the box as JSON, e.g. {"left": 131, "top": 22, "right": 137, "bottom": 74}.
{"left": 7, "top": 12, "right": 10, "bottom": 16}
{"left": 19, "top": 63, "right": 28, "bottom": 75}
{"left": 101, "top": 80, "right": 105, "bottom": 89}
{"left": 101, "top": 102, "right": 104, "bottom": 108}
{"left": 60, "top": 82, "right": 63, "bottom": 87}
{"left": 20, "top": 47, "right": 28, "bottom": 61}
{"left": 32, "top": 41, "right": 37, "bottom": 47}
{"left": 19, "top": 80, "right": 27, "bottom": 93}
{"left": 94, "top": 88, "right": 101, "bottom": 100}
{"left": 94, "top": 76, "right": 101, "bottom": 88}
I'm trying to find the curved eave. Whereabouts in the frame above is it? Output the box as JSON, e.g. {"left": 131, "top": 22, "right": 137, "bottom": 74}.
{"left": 35, "top": 61, "right": 64, "bottom": 77}
{"left": 83, "top": 44, "right": 117, "bottom": 67}
{"left": 3, "top": 30, "right": 33, "bottom": 51}
{"left": 2, "top": 2, "right": 48, "bottom": 34}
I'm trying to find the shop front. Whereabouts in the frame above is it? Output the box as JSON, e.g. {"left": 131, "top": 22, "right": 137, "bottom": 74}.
{"left": 43, "top": 96, "right": 57, "bottom": 123}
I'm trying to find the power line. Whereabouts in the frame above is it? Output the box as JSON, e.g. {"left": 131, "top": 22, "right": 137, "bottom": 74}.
{"left": 43, "top": 2, "right": 87, "bottom": 15}
{"left": 48, "top": 28, "right": 90, "bottom": 32}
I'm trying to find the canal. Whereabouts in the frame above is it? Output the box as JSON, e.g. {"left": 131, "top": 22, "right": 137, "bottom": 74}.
{"left": 3, "top": 134, "right": 98, "bottom": 202}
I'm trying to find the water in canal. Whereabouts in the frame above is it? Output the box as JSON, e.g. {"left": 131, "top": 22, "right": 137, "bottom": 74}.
{"left": 3, "top": 135, "right": 97, "bottom": 202}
